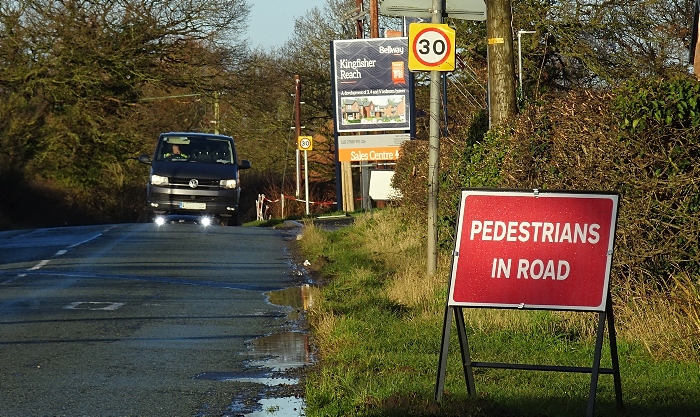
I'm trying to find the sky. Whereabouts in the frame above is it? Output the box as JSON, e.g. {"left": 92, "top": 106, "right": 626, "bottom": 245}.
{"left": 246, "top": 0, "right": 328, "bottom": 50}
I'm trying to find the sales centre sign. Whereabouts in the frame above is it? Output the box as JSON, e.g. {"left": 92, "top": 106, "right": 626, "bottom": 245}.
{"left": 449, "top": 189, "right": 620, "bottom": 311}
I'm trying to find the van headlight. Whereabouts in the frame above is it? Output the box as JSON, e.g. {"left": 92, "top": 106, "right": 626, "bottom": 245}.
{"left": 220, "top": 179, "right": 237, "bottom": 189}
{"left": 151, "top": 175, "right": 169, "bottom": 186}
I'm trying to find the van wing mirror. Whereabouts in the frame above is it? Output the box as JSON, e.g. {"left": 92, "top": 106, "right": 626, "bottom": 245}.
{"left": 138, "top": 154, "right": 152, "bottom": 165}
{"left": 239, "top": 159, "right": 251, "bottom": 170}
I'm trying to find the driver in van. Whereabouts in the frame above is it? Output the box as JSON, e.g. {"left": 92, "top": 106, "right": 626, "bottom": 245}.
{"left": 165, "top": 144, "right": 188, "bottom": 160}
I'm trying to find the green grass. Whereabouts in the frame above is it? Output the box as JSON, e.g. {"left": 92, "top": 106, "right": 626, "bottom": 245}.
{"left": 299, "top": 208, "right": 700, "bottom": 417}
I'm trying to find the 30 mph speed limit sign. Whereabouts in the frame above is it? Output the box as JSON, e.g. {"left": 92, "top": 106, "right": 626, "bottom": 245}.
{"left": 408, "top": 23, "right": 456, "bottom": 72}
{"left": 298, "top": 136, "right": 313, "bottom": 151}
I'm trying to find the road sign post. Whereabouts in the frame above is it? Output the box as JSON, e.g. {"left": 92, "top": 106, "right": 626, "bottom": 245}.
{"left": 298, "top": 137, "right": 313, "bottom": 215}
{"left": 304, "top": 150, "right": 309, "bottom": 215}
{"left": 407, "top": 19, "right": 456, "bottom": 275}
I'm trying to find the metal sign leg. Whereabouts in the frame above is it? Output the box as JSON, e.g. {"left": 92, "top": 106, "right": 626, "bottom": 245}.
{"left": 435, "top": 306, "right": 477, "bottom": 402}
{"left": 606, "top": 294, "right": 625, "bottom": 413}
{"left": 454, "top": 307, "right": 476, "bottom": 396}
{"left": 587, "top": 311, "right": 607, "bottom": 417}
{"left": 435, "top": 304, "right": 453, "bottom": 402}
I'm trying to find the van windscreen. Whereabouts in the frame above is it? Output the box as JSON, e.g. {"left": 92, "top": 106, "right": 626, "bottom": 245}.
{"left": 156, "top": 136, "right": 234, "bottom": 164}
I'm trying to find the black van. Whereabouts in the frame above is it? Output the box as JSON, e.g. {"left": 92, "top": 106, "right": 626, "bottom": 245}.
{"left": 138, "top": 132, "right": 251, "bottom": 225}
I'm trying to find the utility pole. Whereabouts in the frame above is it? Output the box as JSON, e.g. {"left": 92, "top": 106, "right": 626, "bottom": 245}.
{"left": 213, "top": 92, "right": 220, "bottom": 134}
{"left": 294, "top": 75, "right": 302, "bottom": 198}
{"left": 359, "top": 0, "right": 380, "bottom": 212}
{"left": 355, "top": 0, "right": 364, "bottom": 38}
{"left": 338, "top": 0, "right": 368, "bottom": 213}
{"left": 486, "top": 0, "right": 517, "bottom": 125}
{"left": 369, "top": 0, "right": 379, "bottom": 38}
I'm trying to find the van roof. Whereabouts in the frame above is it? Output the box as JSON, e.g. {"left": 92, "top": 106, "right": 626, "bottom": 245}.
{"left": 160, "top": 132, "right": 234, "bottom": 140}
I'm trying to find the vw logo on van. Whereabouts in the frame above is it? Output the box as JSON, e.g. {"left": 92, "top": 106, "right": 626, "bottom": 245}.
{"left": 189, "top": 179, "right": 199, "bottom": 189}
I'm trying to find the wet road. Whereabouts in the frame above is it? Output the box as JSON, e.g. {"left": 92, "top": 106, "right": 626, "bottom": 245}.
{"left": 0, "top": 223, "right": 310, "bottom": 416}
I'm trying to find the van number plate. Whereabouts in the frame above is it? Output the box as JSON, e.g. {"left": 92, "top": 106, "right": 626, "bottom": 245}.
{"left": 180, "top": 202, "right": 206, "bottom": 210}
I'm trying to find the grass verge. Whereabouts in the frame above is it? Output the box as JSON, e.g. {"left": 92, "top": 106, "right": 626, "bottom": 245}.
{"left": 298, "top": 207, "right": 700, "bottom": 417}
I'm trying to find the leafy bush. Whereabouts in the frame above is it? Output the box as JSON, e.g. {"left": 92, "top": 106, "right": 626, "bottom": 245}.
{"left": 612, "top": 76, "right": 700, "bottom": 133}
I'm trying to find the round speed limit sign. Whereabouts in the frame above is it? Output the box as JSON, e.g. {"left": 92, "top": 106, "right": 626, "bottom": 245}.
{"left": 298, "top": 136, "right": 313, "bottom": 151}
{"left": 408, "top": 23, "right": 456, "bottom": 72}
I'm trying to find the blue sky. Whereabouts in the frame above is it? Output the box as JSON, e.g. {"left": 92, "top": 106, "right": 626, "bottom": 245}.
{"left": 246, "top": 0, "right": 327, "bottom": 49}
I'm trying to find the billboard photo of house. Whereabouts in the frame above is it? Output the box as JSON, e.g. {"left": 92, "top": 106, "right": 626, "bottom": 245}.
{"left": 341, "top": 95, "right": 406, "bottom": 127}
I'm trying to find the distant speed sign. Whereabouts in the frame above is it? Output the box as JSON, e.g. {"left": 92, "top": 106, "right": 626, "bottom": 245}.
{"left": 298, "top": 136, "right": 313, "bottom": 151}
{"left": 408, "top": 23, "right": 456, "bottom": 72}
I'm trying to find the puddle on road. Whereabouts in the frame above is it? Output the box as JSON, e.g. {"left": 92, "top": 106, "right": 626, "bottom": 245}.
{"left": 265, "top": 284, "right": 319, "bottom": 321}
{"left": 199, "top": 284, "right": 318, "bottom": 416}
{"left": 194, "top": 371, "right": 298, "bottom": 386}
{"left": 248, "top": 331, "right": 313, "bottom": 371}
{"left": 245, "top": 397, "right": 305, "bottom": 417}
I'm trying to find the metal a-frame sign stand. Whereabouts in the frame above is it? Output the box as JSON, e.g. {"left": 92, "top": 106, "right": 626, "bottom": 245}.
{"left": 435, "top": 293, "right": 624, "bottom": 416}
{"left": 434, "top": 189, "right": 625, "bottom": 417}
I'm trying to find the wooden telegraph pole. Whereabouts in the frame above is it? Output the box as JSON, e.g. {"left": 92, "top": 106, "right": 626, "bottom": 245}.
{"left": 340, "top": 0, "right": 380, "bottom": 212}
{"left": 294, "top": 75, "right": 302, "bottom": 198}
{"left": 338, "top": 0, "right": 368, "bottom": 212}
{"left": 355, "top": 0, "right": 364, "bottom": 38}
{"left": 369, "top": 0, "right": 379, "bottom": 38}
{"left": 486, "top": 0, "right": 517, "bottom": 125}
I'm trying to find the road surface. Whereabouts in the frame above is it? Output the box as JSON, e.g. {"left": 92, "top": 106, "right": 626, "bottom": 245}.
{"left": 0, "top": 222, "right": 309, "bottom": 416}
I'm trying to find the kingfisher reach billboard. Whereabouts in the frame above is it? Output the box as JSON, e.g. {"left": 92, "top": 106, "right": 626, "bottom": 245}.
{"left": 332, "top": 38, "right": 411, "bottom": 133}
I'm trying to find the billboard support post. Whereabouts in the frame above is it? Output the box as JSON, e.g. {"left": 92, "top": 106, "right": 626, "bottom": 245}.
{"left": 330, "top": 42, "right": 343, "bottom": 212}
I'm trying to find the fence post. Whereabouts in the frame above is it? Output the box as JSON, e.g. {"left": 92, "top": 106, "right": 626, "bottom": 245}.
{"left": 281, "top": 193, "right": 285, "bottom": 219}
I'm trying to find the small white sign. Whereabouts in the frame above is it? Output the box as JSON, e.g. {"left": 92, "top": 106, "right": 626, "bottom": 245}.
{"left": 338, "top": 133, "right": 410, "bottom": 149}
{"left": 369, "top": 171, "right": 403, "bottom": 201}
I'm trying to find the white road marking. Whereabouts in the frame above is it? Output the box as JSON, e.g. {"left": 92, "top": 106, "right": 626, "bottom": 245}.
{"left": 4, "top": 228, "right": 110, "bottom": 284}
{"left": 67, "top": 233, "right": 103, "bottom": 249}
{"left": 29, "top": 260, "right": 50, "bottom": 270}
{"left": 63, "top": 301, "right": 125, "bottom": 311}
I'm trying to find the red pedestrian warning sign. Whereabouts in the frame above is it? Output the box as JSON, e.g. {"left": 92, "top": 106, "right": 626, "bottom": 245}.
{"left": 449, "top": 189, "right": 619, "bottom": 311}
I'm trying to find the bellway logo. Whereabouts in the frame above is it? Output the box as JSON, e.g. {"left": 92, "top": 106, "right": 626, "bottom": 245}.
{"left": 379, "top": 46, "right": 404, "bottom": 54}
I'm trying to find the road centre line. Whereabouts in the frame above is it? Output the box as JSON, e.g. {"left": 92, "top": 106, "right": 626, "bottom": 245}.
{"left": 67, "top": 232, "right": 104, "bottom": 249}
{"left": 29, "top": 260, "right": 50, "bottom": 270}
{"left": 30, "top": 231, "right": 105, "bottom": 268}
{"left": 2, "top": 230, "right": 107, "bottom": 285}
